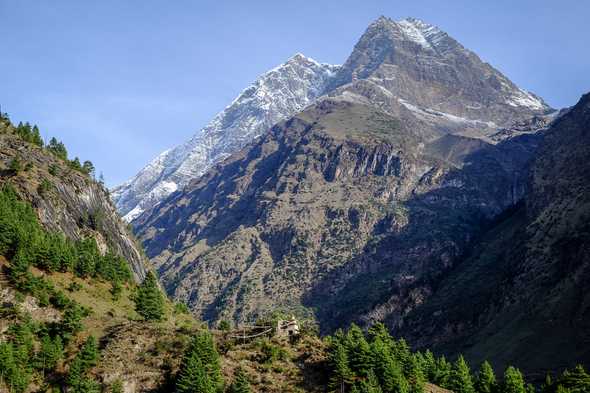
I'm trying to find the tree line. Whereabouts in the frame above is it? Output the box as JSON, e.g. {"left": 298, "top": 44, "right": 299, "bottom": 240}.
{"left": 1, "top": 112, "right": 98, "bottom": 178}
{"left": 0, "top": 185, "right": 132, "bottom": 296}
{"left": 326, "top": 323, "right": 590, "bottom": 393}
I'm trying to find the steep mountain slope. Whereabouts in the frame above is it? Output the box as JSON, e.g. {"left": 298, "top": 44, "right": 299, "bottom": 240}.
{"left": 134, "top": 16, "right": 551, "bottom": 326}
{"left": 112, "top": 54, "right": 339, "bottom": 222}
{"left": 0, "top": 117, "right": 147, "bottom": 281}
{"left": 399, "top": 92, "right": 590, "bottom": 377}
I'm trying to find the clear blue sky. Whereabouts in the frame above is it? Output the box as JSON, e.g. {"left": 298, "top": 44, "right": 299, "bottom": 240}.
{"left": 1, "top": 0, "right": 588, "bottom": 186}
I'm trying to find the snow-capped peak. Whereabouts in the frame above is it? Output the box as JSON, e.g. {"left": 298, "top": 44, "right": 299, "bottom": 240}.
{"left": 112, "top": 55, "right": 340, "bottom": 221}
{"left": 396, "top": 17, "right": 447, "bottom": 49}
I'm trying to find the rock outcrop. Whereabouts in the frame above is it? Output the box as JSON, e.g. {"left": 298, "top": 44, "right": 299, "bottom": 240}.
{"left": 0, "top": 126, "right": 147, "bottom": 281}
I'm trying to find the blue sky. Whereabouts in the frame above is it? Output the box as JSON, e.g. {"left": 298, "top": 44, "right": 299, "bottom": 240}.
{"left": 1, "top": 0, "right": 588, "bottom": 186}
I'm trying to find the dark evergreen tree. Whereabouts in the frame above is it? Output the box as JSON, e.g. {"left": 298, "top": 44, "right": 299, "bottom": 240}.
{"left": 134, "top": 272, "right": 165, "bottom": 321}
{"left": 557, "top": 365, "right": 590, "bottom": 393}
{"left": 228, "top": 368, "right": 251, "bottom": 393}
{"left": 347, "top": 324, "right": 373, "bottom": 378}
{"left": 422, "top": 350, "right": 437, "bottom": 382}
{"left": 176, "top": 351, "right": 215, "bottom": 393}
{"left": 78, "top": 335, "right": 99, "bottom": 370}
{"left": 382, "top": 358, "right": 409, "bottom": 393}
{"left": 449, "top": 356, "right": 475, "bottom": 393}
{"left": 475, "top": 361, "right": 497, "bottom": 393}
{"left": 31, "top": 125, "right": 43, "bottom": 146}
{"left": 47, "top": 137, "right": 68, "bottom": 160}
{"left": 82, "top": 160, "right": 95, "bottom": 176}
{"left": 60, "top": 304, "right": 85, "bottom": 340}
{"left": 189, "top": 331, "right": 223, "bottom": 391}
{"left": 502, "top": 367, "right": 526, "bottom": 393}
{"left": 37, "top": 334, "right": 63, "bottom": 372}
{"left": 354, "top": 370, "right": 383, "bottom": 393}
{"left": 405, "top": 355, "right": 425, "bottom": 393}
{"left": 330, "top": 341, "right": 353, "bottom": 393}
{"left": 70, "top": 157, "right": 82, "bottom": 171}
{"left": 541, "top": 374, "right": 554, "bottom": 393}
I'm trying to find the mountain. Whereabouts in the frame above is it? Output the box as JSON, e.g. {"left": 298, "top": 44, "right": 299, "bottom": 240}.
{"left": 133, "top": 14, "right": 558, "bottom": 353}
{"left": 399, "top": 92, "right": 590, "bottom": 377}
{"left": 112, "top": 54, "right": 339, "bottom": 222}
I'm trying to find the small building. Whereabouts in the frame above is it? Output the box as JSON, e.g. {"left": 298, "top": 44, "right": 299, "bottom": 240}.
{"left": 276, "top": 317, "right": 300, "bottom": 338}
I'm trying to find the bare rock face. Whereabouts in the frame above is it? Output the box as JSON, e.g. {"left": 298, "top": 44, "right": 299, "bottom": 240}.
{"left": 112, "top": 54, "right": 339, "bottom": 222}
{"left": 0, "top": 131, "right": 147, "bottom": 282}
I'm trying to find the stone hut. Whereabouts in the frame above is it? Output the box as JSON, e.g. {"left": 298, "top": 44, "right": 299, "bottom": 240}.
{"left": 276, "top": 317, "right": 300, "bottom": 338}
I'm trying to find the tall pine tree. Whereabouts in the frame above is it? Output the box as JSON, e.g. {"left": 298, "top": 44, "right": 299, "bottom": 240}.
{"left": 228, "top": 368, "right": 251, "bottom": 393}
{"left": 176, "top": 352, "right": 215, "bottom": 393}
{"left": 449, "top": 356, "right": 475, "bottom": 393}
{"left": 475, "top": 361, "right": 497, "bottom": 393}
{"left": 134, "top": 272, "right": 165, "bottom": 321}
{"left": 330, "top": 341, "right": 353, "bottom": 393}
{"left": 502, "top": 367, "right": 526, "bottom": 393}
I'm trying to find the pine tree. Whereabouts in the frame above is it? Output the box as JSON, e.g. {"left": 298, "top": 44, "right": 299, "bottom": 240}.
{"left": 449, "top": 356, "right": 475, "bottom": 393}
{"left": 176, "top": 351, "right": 215, "bottom": 393}
{"left": 61, "top": 303, "right": 85, "bottom": 340}
{"left": 189, "top": 331, "right": 223, "bottom": 391}
{"left": 330, "top": 341, "right": 353, "bottom": 393}
{"left": 47, "top": 137, "right": 68, "bottom": 160}
{"left": 134, "top": 271, "right": 165, "bottom": 321}
{"left": 557, "top": 365, "right": 590, "bottom": 393}
{"left": 31, "top": 125, "right": 43, "bottom": 147}
{"left": 228, "top": 368, "right": 251, "bottom": 393}
{"left": 37, "top": 335, "right": 63, "bottom": 372}
{"left": 82, "top": 160, "right": 95, "bottom": 176}
{"left": 382, "top": 358, "right": 409, "bottom": 393}
{"left": 355, "top": 370, "right": 383, "bottom": 393}
{"left": 370, "top": 336, "right": 407, "bottom": 393}
{"left": 368, "top": 323, "right": 394, "bottom": 347}
{"left": 405, "top": 355, "right": 425, "bottom": 393}
{"left": 541, "top": 374, "right": 554, "bottom": 393}
{"left": 422, "top": 350, "right": 437, "bottom": 382}
{"left": 434, "top": 356, "right": 452, "bottom": 388}
{"left": 475, "top": 361, "right": 497, "bottom": 393}
{"left": 78, "top": 336, "right": 99, "bottom": 370}
{"left": 502, "top": 367, "right": 526, "bottom": 393}
{"left": 347, "top": 324, "right": 373, "bottom": 378}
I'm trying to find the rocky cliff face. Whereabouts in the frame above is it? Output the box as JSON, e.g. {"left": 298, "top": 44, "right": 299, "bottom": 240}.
{"left": 0, "top": 126, "right": 147, "bottom": 281}
{"left": 398, "top": 93, "right": 590, "bottom": 377}
{"left": 112, "top": 54, "right": 339, "bottom": 222}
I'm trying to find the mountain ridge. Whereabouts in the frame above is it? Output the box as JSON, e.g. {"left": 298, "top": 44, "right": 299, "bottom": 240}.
{"left": 112, "top": 53, "right": 339, "bottom": 222}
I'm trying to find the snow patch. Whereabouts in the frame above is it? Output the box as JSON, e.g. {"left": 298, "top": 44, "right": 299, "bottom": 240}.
{"left": 506, "top": 88, "right": 545, "bottom": 110}
{"left": 399, "top": 99, "right": 497, "bottom": 128}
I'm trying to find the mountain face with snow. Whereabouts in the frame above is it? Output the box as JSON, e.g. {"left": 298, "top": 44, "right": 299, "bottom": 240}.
{"left": 125, "top": 16, "right": 587, "bottom": 375}
{"left": 111, "top": 54, "right": 339, "bottom": 221}
{"left": 327, "top": 16, "right": 549, "bottom": 135}
{"left": 134, "top": 15, "right": 557, "bottom": 332}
